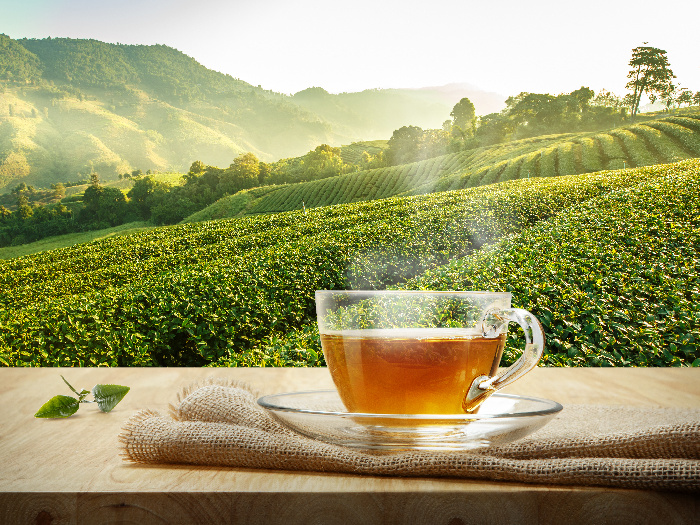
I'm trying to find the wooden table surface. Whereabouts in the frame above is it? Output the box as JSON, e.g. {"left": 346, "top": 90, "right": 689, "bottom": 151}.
{"left": 1, "top": 367, "right": 699, "bottom": 525}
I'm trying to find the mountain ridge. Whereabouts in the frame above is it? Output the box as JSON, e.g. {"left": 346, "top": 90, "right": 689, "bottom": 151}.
{"left": 0, "top": 34, "right": 501, "bottom": 192}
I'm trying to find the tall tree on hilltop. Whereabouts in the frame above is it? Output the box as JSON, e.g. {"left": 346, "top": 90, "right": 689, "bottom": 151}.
{"left": 626, "top": 45, "right": 675, "bottom": 117}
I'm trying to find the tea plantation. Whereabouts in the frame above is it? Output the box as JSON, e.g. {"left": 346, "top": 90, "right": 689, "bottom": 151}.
{"left": 409, "top": 160, "right": 700, "bottom": 367}
{"left": 188, "top": 113, "right": 700, "bottom": 220}
{"left": 1, "top": 159, "right": 698, "bottom": 367}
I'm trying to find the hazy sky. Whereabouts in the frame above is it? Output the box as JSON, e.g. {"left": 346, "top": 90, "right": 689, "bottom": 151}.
{"left": 3, "top": 0, "right": 699, "bottom": 103}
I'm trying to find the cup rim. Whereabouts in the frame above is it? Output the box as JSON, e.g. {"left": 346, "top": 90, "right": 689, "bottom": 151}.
{"left": 316, "top": 289, "right": 512, "bottom": 297}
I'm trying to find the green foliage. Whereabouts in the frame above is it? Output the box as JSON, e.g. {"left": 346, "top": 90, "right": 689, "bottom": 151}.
{"left": 34, "top": 395, "right": 80, "bottom": 418}
{"left": 91, "top": 383, "right": 131, "bottom": 412}
{"left": 626, "top": 46, "right": 676, "bottom": 117}
{"left": 181, "top": 186, "right": 281, "bottom": 223}
{"left": 0, "top": 34, "right": 43, "bottom": 82}
{"left": 127, "top": 176, "right": 172, "bottom": 220}
{"left": 407, "top": 160, "right": 700, "bottom": 367}
{"left": 1, "top": 160, "right": 692, "bottom": 367}
{"left": 339, "top": 140, "right": 388, "bottom": 165}
{"left": 79, "top": 184, "right": 129, "bottom": 227}
{"left": 609, "top": 128, "right": 658, "bottom": 167}
{"left": 0, "top": 221, "right": 153, "bottom": 260}
{"left": 643, "top": 118, "right": 700, "bottom": 157}
{"left": 0, "top": 199, "right": 74, "bottom": 247}
{"left": 450, "top": 97, "right": 477, "bottom": 138}
{"left": 218, "top": 153, "right": 260, "bottom": 195}
{"left": 385, "top": 126, "right": 450, "bottom": 166}
{"left": 215, "top": 113, "right": 700, "bottom": 219}
{"left": 477, "top": 87, "right": 627, "bottom": 145}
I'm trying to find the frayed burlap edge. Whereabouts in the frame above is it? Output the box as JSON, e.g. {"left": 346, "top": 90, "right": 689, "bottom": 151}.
{"left": 168, "top": 377, "right": 264, "bottom": 420}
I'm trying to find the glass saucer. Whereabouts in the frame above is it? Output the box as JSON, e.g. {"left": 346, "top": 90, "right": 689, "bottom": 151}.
{"left": 257, "top": 390, "right": 562, "bottom": 451}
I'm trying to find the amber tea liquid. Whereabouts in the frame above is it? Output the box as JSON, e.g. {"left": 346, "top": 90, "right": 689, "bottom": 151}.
{"left": 321, "top": 328, "right": 506, "bottom": 415}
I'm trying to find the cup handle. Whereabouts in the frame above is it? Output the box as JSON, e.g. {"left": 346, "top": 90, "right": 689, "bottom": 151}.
{"left": 463, "top": 308, "right": 545, "bottom": 413}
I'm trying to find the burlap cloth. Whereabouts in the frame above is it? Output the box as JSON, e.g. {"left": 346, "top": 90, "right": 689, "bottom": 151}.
{"left": 120, "top": 380, "right": 700, "bottom": 492}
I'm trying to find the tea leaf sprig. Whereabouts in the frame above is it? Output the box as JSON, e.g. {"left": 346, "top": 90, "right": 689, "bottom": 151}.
{"left": 34, "top": 376, "right": 130, "bottom": 418}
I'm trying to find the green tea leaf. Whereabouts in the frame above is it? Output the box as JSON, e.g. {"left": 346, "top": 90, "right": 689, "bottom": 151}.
{"left": 92, "top": 384, "right": 130, "bottom": 412}
{"left": 35, "top": 395, "right": 80, "bottom": 418}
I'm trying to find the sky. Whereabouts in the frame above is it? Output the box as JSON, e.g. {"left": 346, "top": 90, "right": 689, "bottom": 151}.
{"left": 3, "top": 0, "right": 699, "bottom": 103}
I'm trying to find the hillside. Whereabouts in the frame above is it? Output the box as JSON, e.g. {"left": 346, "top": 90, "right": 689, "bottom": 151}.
{"left": 0, "top": 35, "right": 500, "bottom": 192}
{"left": 1, "top": 159, "right": 698, "bottom": 368}
{"left": 183, "top": 111, "right": 700, "bottom": 220}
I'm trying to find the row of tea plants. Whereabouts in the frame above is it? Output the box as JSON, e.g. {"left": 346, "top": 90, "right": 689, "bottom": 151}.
{"left": 2, "top": 160, "right": 689, "bottom": 367}
{"left": 251, "top": 159, "right": 700, "bottom": 368}
{"left": 203, "top": 115, "right": 700, "bottom": 218}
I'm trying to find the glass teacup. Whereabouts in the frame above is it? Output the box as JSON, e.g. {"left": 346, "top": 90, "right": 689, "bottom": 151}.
{"left": 316, "top": 290, "right": 544, "bottom": 415}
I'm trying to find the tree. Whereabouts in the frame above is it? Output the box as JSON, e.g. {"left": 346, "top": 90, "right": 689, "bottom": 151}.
{"left": 17, "top": 203, "right": 33, "bottom": 220}
{"left": 386, "top": 126, "right": 424, "bottom": 165}
{"left": 450, "top": 98, "right": 477, "bottom": 137}
{"left": 80, "top": 184, "right": 127, "bottom": 226}
{"left": 506, "top": 93, "right": 559, "bottom": 134}
{"left": 660, "top": 83, "right": 677, "bottom": 112}
{"left": 694, "top": 91, "right": 700, "bottom": 106}
{"left": 475, "top": 112, "right": 512, "bottom": 146}
{"left": 625, "top": 45, "right": 675, "bottom": 117}
{"left": 677, "top": 88, "right": 693, "bottom": 107}
{"left": 301, "top": 144, "right": 346, "bottom": 180}
{"left": 189, "top": 160, "right": 206, "bottom": 175}
{"left": 11, "top": 182, "right": 28, "bottom": 195}
{"left": 151, "top": 195, "right": 198, "bottom": 225}
{"left": 52, "top": 182, "right": 66, "bottom": 200}
{"left": 591, "top": 89, "right": 622, "bottom": 109}
{"left": 127, "top": 176, "right": 171, "bottom": 219}
{"left": 217, "top": 153, "right": 260, "bottom": 195}
{"left": 16, "top": 193, "right": 29, "bottom": 208}
{"left": 258, "top": 161, "right": 271, "bottom": 185}
{"left": 569, "top": 87, "right": 595, "bottom": 109}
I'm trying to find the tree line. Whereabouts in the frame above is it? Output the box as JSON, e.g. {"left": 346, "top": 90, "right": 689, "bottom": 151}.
{"left": 383, "top": 45, "right": 697, "bottom": 163}
{"left": 0, "top": 145, "right": 367, "bottom": 245}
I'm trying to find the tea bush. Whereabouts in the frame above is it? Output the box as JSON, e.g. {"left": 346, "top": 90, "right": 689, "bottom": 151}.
{"left": 0, "top": 163, "right": 670, "bottom": 367}
{"left": 407, "top": 159, "right": 700, "bottom": 367}
{"left": 231, "top": 159, "right": 700, "bottom": 369}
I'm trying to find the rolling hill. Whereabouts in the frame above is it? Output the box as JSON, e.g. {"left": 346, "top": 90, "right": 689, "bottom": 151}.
{"left": 0, "top": 34, "right": 502, "bottom": 192}
{"left": 183, "top": 111, "right": 700, "bottom": 221}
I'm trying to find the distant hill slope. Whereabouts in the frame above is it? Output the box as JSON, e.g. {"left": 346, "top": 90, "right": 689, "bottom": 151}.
{"left": 291, "top": 85, "right": 504, "bottom": 140}
{"left": 0, "top": 35, "right": 500, "bottom": 192}
{"left": 183, "top": 111, "right": 700, "bottom": 221}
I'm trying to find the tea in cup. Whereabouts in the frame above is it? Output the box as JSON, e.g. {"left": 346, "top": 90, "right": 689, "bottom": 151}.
{"left": 316, "top": 290, "right": 544, "bottom": 414}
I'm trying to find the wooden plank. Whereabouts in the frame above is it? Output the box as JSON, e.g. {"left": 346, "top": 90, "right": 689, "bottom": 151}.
{"left": 3, "top": 490, "right": 697, "bottom": 525}
{"left": 1, "top": 368, "right": 699, "bottom": 524}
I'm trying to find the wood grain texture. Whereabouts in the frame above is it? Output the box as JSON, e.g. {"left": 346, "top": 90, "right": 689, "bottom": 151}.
{"left": 0, "top": 367, "right": 699, "bottom": 524}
